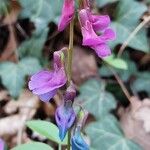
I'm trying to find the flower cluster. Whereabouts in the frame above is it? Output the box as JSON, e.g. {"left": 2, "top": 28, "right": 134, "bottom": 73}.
{"left": 28, "top": 0, "right": 115, "bottom": 149}
{"left": 79, "top": 8, "right": 116, "bottom": 57}
{"left": 58, "top": 0, "right": 116, "bottom": 58}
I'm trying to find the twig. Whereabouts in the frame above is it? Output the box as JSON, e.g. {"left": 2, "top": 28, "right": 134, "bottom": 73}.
{"left": 106, "top": 64, "right": 133, "bottom": 104}
{"left": 118, "top": 16, "right": 150, "bottom": 57}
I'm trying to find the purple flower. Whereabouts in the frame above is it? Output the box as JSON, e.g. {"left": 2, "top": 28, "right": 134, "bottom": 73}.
{"left": 0, "top": 139, "right": 5, "bottom": 150}
{"left": 28, "top": 49, "right": 67, "bottom": 102}
{"left": 72, "top": 126, "right": 89, "bottom": 150}
{"left": 79, "top": 8, "right": 116, "bottom": 58}
{"left": 58, "top": 0, "right": 75, "bottom": 31}
{"left": 55, "top": 100, "right": 76, "bottom": 141}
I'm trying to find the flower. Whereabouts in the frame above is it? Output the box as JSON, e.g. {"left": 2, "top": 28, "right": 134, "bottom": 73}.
{"left": 55, "top": 100, "right": 76, "bottom": 141}
{"left": 28, "top": 49, "right": 67, "bottom": 102}
{"left": 58, "top": 0, "right": 75, "bottom": 31}
{"left": 0, "top": 139, "right": 5, "bottom": 150}
{"left": 79, "top": 8, "right": 116, "bottom": 58}
{"left": 72, "top": 126, "right": 89, "bottom": 150}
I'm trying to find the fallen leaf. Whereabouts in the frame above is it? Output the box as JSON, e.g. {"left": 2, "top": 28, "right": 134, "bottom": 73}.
{"left": 119, "top": 97, "right": 150, "bottom": 150}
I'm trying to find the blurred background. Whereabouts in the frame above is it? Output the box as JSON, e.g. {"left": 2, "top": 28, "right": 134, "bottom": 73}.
{"left": 0, "top": 0, "right": 150, "bottom": 149}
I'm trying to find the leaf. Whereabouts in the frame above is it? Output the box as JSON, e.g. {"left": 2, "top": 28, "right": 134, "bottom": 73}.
{"left": 99, "top": 52, "right": 137, "bottom": 81}
{"left": 0, "top": 62, "right": 25, "bottom": 98}
{"left": 0, "top": 57, "right": 41, "bottom": 98}
{"left": 18, "top": 28, "right": 48, "bottom": 59}
{"left": 12, "top": 142, "right": 53, "bottom": 150}
{"left": 111, "top": 0, "right": 149, "bottom": 52}
{"left": 26, "top": 120, "right": 67, "bottom": 145}
{"left": 77, "top": 79, "right": 116, "bottom": 119}
{"left": 19, "top": 57, "right": 42, "bottom": 75}
{"left": 19, "top": 0, "right": 63, "bottom": 25}
{"left": 132, "top": 72, "right": 150, "bottom": 95}
{"left": 86, "top": 115, "right": 142, "bottom": 150}
{"left": 103, "top": 55, "right": 128, "bottom": 70}
{"left": 0, "top": 0, "right": 9, "bottom": 15}
{"left": 96, "top": 0, "right": 119, "bottom": 7}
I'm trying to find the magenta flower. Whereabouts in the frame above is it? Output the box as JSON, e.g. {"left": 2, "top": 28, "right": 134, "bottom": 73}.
{"left": 79, "top": 8, "right": 116, "bottom": 58}
{"left": 28, "top": 49, "right": 67, "bottom": 102}
{"left": 58, "top": 0, "right": 75, "bottom": 31}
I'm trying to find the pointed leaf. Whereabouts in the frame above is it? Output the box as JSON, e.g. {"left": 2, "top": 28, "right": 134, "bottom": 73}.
{"left": 26, "top": 120, "right": 67, "bottom": 145}
{"left": 12, "top": 142, "right": 53, "bottom": 150}
{"left": 86, "top": 115, "right": 142, "bottom": 150}
{"left": 78, "top": 79, "right": 116, "bottom": 119}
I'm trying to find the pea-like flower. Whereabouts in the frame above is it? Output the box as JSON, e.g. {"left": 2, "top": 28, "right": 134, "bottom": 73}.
{"left": 72, "top": 126, "right": 89, "bottom": 150}
{"left": 28, "top": 49, "right": 67, "bottom": 102}
{"left": 55, "top": 100, "right": 76, "bottom": 141}
{"left": 79, "top": 8, "right": 116, "bottom": 58}
{"left": 0, "top": 139, "right": 4, "bottom": 150}
{"left": 58, "top": 0, "right": 75, "bottom": 31}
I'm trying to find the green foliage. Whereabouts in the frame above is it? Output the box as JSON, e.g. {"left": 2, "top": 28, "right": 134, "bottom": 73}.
{"left": 0, "top": 57, "right": 41, "bottom": 98}
{"left": 96, "top": 0, "right": 119, "bottom": 7}
{"left": 18, "top": 28, "right": 48, "bottom": 59}
{"left": 103, "top": 55, "right": 128, "bottom": 70}
{"left": 132, "top": 72, "right": 150, "bottom": 96}
{"left": 111, "top": 0, "right": 149, "bottom": 52}
{"left": 26, "top": 120, "right": 67, "bottom": 145}
{"left": 86, "top": 115, "right": 142, "bottom": 150}
{"left": 78, "top": 79, "right": 117, "bottom": 119}
{"left": 12, "top": 142, "right": 53, "bottom": 150}
{"left": 19, "top": 0, "right": 63, "bottom": 25}
{"left": 100, "top": 52, "right": 137, "bottom": 81}
{"left": 0, "top": 0, "right": 9, "bottom": 15}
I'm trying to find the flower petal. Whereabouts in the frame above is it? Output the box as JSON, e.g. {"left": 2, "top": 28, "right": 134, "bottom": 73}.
{"left": 28, "top": 71, "right": 54, "bottom": 90}
{"left": 91, "top": 43, "right": 111, "bottom": 58}
{"left": 101, "top": 28, "right": 116, "bottom": 41}
{"left": 91, "top": 15, "right": 110, "bottom": 31}
{"left": 39, "top": 90, "right": 57, "bottom": 102}
{"left": 58, "top": 0, "right": 75, "bottom": 31}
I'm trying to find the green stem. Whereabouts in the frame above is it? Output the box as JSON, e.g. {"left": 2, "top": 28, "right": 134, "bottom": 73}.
{"left": 66, "top": 18, "right": 74, "bottom": 150}
{"left": 67, "top": 19, "right": 74, "bottom": 84}
{"left": 58, "top": 144, "right": 61, "bottom": 150}
{"left": 67, "top": 129, "right": 71, "bottom": 150}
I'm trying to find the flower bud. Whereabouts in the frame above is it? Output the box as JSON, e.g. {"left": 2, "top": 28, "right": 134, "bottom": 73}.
{"left": 72, "top": 126, "right": 89, "bottom": 150}
{"left": 64, "top": 82, "right": 76, "bottom": 101}
{"left": 55, "top": 100, "right": 76, "bottom": 141}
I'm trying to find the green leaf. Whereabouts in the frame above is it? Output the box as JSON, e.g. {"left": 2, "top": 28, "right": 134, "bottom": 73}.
{"left": 96, "top": 0, "right": 119, "bottom": 7}
{"left": 19, "top": 57, "right": 42, "bottom": 76}
{"left": 0, "top": 0, "right": 9, "bottom": 15}
{"left": 111, "top": 0, "right": 149, "bottom": 52}
{"left": 0, "top": 62, "right": 25, "bottom": 98}
{"left": 86, "top": 115, "right": 142, "bottom": 150}
{"left": 0, "top": 58, "right": 41, "bottom": 98}
{"left": 19, "top": 0, "right": 63, "bottom": 25}
{"left": 12, "top": 142, "right": 53, "bottom": 150}
{"left": 77, "top": 79, "right": 116, "bottom": 119}
{"left": 132, "top": 72, "right": 150, "bottom": 95}
{"left": 99, "top": 52, "right": 137, "bottom": 81}
{"left": 103, "top": 55, "right": 128, "bottom": 70}
{"left": 26, "top": 120, "right": 67, "bottom": 145}
{"left": 18, "top": 28, "right": 48, "bottom": 59}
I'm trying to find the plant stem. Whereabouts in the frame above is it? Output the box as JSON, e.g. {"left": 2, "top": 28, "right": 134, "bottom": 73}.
{"left": 67, "top": 19, "right": 74, "bottom": 84}
{"left": 106, "top": 64, "right": 133, "bottom": 104}
{"left": 67, "top": 129, "right": 71, "bottom": 150}
{"left": 66, "top": 18, "right": 74, "bottom": 150}
{"left": 58, "top": 144, "right": 61, "bottom": 150}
